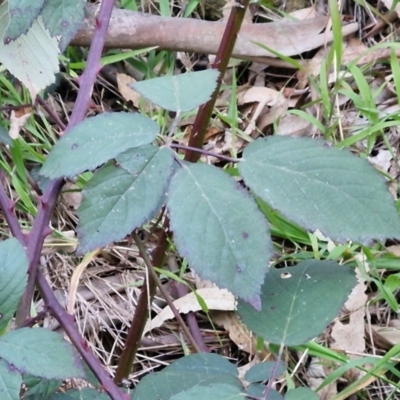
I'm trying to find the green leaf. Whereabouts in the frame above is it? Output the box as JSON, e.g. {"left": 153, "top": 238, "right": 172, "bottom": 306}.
{"left": 132, "top": 69, "right": 219, "bottom": 112}
{"left": 133, "top": 353, "right": 241, "bottom": 400}
{"left": 48, "top": 395, "right": 75, "bottom": 400}
{"left": 116, "top": 144, "right": 159, "bottom": 173}
{"left": 285, "top": 387, "right": 319, "bottom": 400}
{"left": 41, "top": 0, "right": 85, "bottom": 51}
{"left": 0, "top": 328, "right": 86, "bottom": 380}
{"left": 239, "top": 136, "right": 400, "bottom": 244}
{"left": 0, "top": 358, "right": 21, "bottom": 400}
{"left": 40, "top": 113, "right": 159, "bottom": 179}
{"left": 0, "top": 124, "right": 13, "bottom": 147}
{"left": 77, "top": 146, "right": 174, "bottom": 253}
{"left": 170, "top": 383, "right": 245, "bottom": 400}
{"left": 244, "top": 361, "right": 285, "bottom": 383}
{"left": 237, "top": 260, "right": 356, "bottom": 345}
{"left": 5, "top": 0, "right": 44, "bottom": 40}
{"left": 0, "top": 2, "right": 59, "bottom": 99}
{"left": 167, "top": 163, "right": 271, "bottom": 308}
{"left": 49, "top": 388, "right": 110, "bottom": 399}
{"left": 246, "top": 385, "right": 284, "bottom": 400}
{"left": 0, "top": 238, "right": 29, "bottom": 332}
{"left": 23, "top": 375, "right": 61, "bottom": 399}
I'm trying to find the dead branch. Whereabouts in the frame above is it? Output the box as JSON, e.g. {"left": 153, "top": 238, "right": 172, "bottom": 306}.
{"left": 72, "top": 5, "right": 358, "bottom": 64}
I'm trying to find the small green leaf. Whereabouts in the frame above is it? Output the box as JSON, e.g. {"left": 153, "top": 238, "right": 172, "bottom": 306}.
{"left": 0, "top": 238, "right": 29, "bottom": 332}
{"left": 132, "top": 69, "right": 219, "bottom": 112}
{"left": 41, "top": 0, "right": 85, "bottom": 51}
{"left": 23, "top": 375, "right": 61, "bottom": 399}
{"left": 133, "top": 353, "right": 240, "bottom": 400}
{"left": 244, "top": 361, "right": 285, "bottom": 383}
{"left": 237, "top": 260, "right": 356, "bottom": 345}
{"left": 239, "top": 136, "right": 400, "bottom": 244}
{"left": 40, "top": 113, "right": 159, "bottom": 179}
{"left": 0, "top": 358, "right": 21, "bottom": 400}
{"left": 170, "top": 383, "right": 245, "bottom": 400}
{"left": 285, "top": 387, "right": 319, "bottom": 400}
{"left": 0, "top": 328, "right": 86, "bottom": 380}
{"left": 167, "top": 163, "right": 271, "bottom": 308}
{"left": 5, "top": 0, "right": 44, "bottom": 40}
{"left": 77, "top": 146, "right": 174, "bottom": 253}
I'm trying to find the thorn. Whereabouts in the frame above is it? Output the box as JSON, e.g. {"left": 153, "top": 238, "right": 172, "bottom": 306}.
{"left": 88, "top": 99, "right": 97, "bottom": 109}
{"left": 38, "top": 195, "right": 48, "bottom": 209}
{"left": 43, "top": 226, "right": 52, "bottom": 238}
{"left": 81, "top": 339, "right": 90, "bottom": 352}
{"left": 8, "top": 200, "right": 16, "bottom": 214}
{"left": 95, "top": 17, "right": 102, "bottom": 29}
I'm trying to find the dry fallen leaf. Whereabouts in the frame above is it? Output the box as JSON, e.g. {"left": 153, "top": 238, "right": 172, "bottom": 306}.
{"left": 307, "top": 358, "right": 338, "bottom": 399}
{"left": 9, "top": 107, "right": 32, "bottom": 139}
{"left": 371, "top": 322, "right": 400, "bottom": 349}
{"left": 143, "top": 288, "right": 236, "bottom": 335}
{"left": 116, "top": 73, "right": 152, "bottom": 112}
{"left": 211, "top": 311, "right": 255, "bottom": 354}
{"left": 330, "top": 266, "right": 367, "bottom": 383}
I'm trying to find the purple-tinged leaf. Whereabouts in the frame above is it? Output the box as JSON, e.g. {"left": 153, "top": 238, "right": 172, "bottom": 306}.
{"left": 167, "top": 163, "right": 271, "bottom": 306}
{"left": 77, "top": 146, "right": 174, "bottom": 253}
{"left": 40, "top": 113, "right": 159, "bottom": 179}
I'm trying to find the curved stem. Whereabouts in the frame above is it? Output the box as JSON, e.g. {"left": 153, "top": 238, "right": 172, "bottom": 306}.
{"left": 114, "top": 217, "right": 168, "bottom": 383}
{"left": 132, "top": 232, "right": 201, "bottom": 353}
{"left": 114, "top": 0, "right": 251, "bottom": 384}
{"left": 184, "top": 1, "right": 251, "bottom": 162}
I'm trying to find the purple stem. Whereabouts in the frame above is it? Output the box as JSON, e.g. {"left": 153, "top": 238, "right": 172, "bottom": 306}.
{"left": 0, "top": 1, "right": 128, "bottom": 398}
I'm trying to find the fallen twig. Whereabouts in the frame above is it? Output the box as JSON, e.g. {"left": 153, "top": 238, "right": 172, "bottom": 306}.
{"left": 72, "top": 5, "right": 358, "bottom": 65}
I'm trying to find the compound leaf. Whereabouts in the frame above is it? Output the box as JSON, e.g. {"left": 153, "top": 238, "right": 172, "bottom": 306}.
{"left": 40, "top": 113, "right": 159, "bottom": 179}
{"left": 77, "top": 146, "right": 174, "bottom": 253}
{"left": 132, "top": 69, "right": 219, "bottom": 112}
{"left": 133, "top": 353, "right": 240, "bottom": 400}
{"left": 0, "top": 358, "right": 21, "bottom": 400}
{"left": 237, "top": 260, "right": 356, "bottom": 345}
{"left": 5, "top": 0, "right": 44, "bottom": 40}
{"left": 167, "top": 163, "right": 271, "bottom": 308}
{"left": 41, "top": 0, "right": 85, "bottom": 51}
{"left": 239, "top": 136, "right": 400, "bottom": 244}
{"left": 0, "top": 238, "right": 29, "bottom": 333}
{"left": 0, "top": 328, "right": 86, "bottom": 380}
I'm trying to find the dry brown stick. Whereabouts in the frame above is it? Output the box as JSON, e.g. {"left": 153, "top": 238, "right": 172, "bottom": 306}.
{"left": 72, "top": 4, "right": 358, "bottom": 64}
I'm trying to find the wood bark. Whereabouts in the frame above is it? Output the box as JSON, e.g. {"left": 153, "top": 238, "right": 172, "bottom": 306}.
{"left": 72, "top": 5, "right": 358, "bottom": 63}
